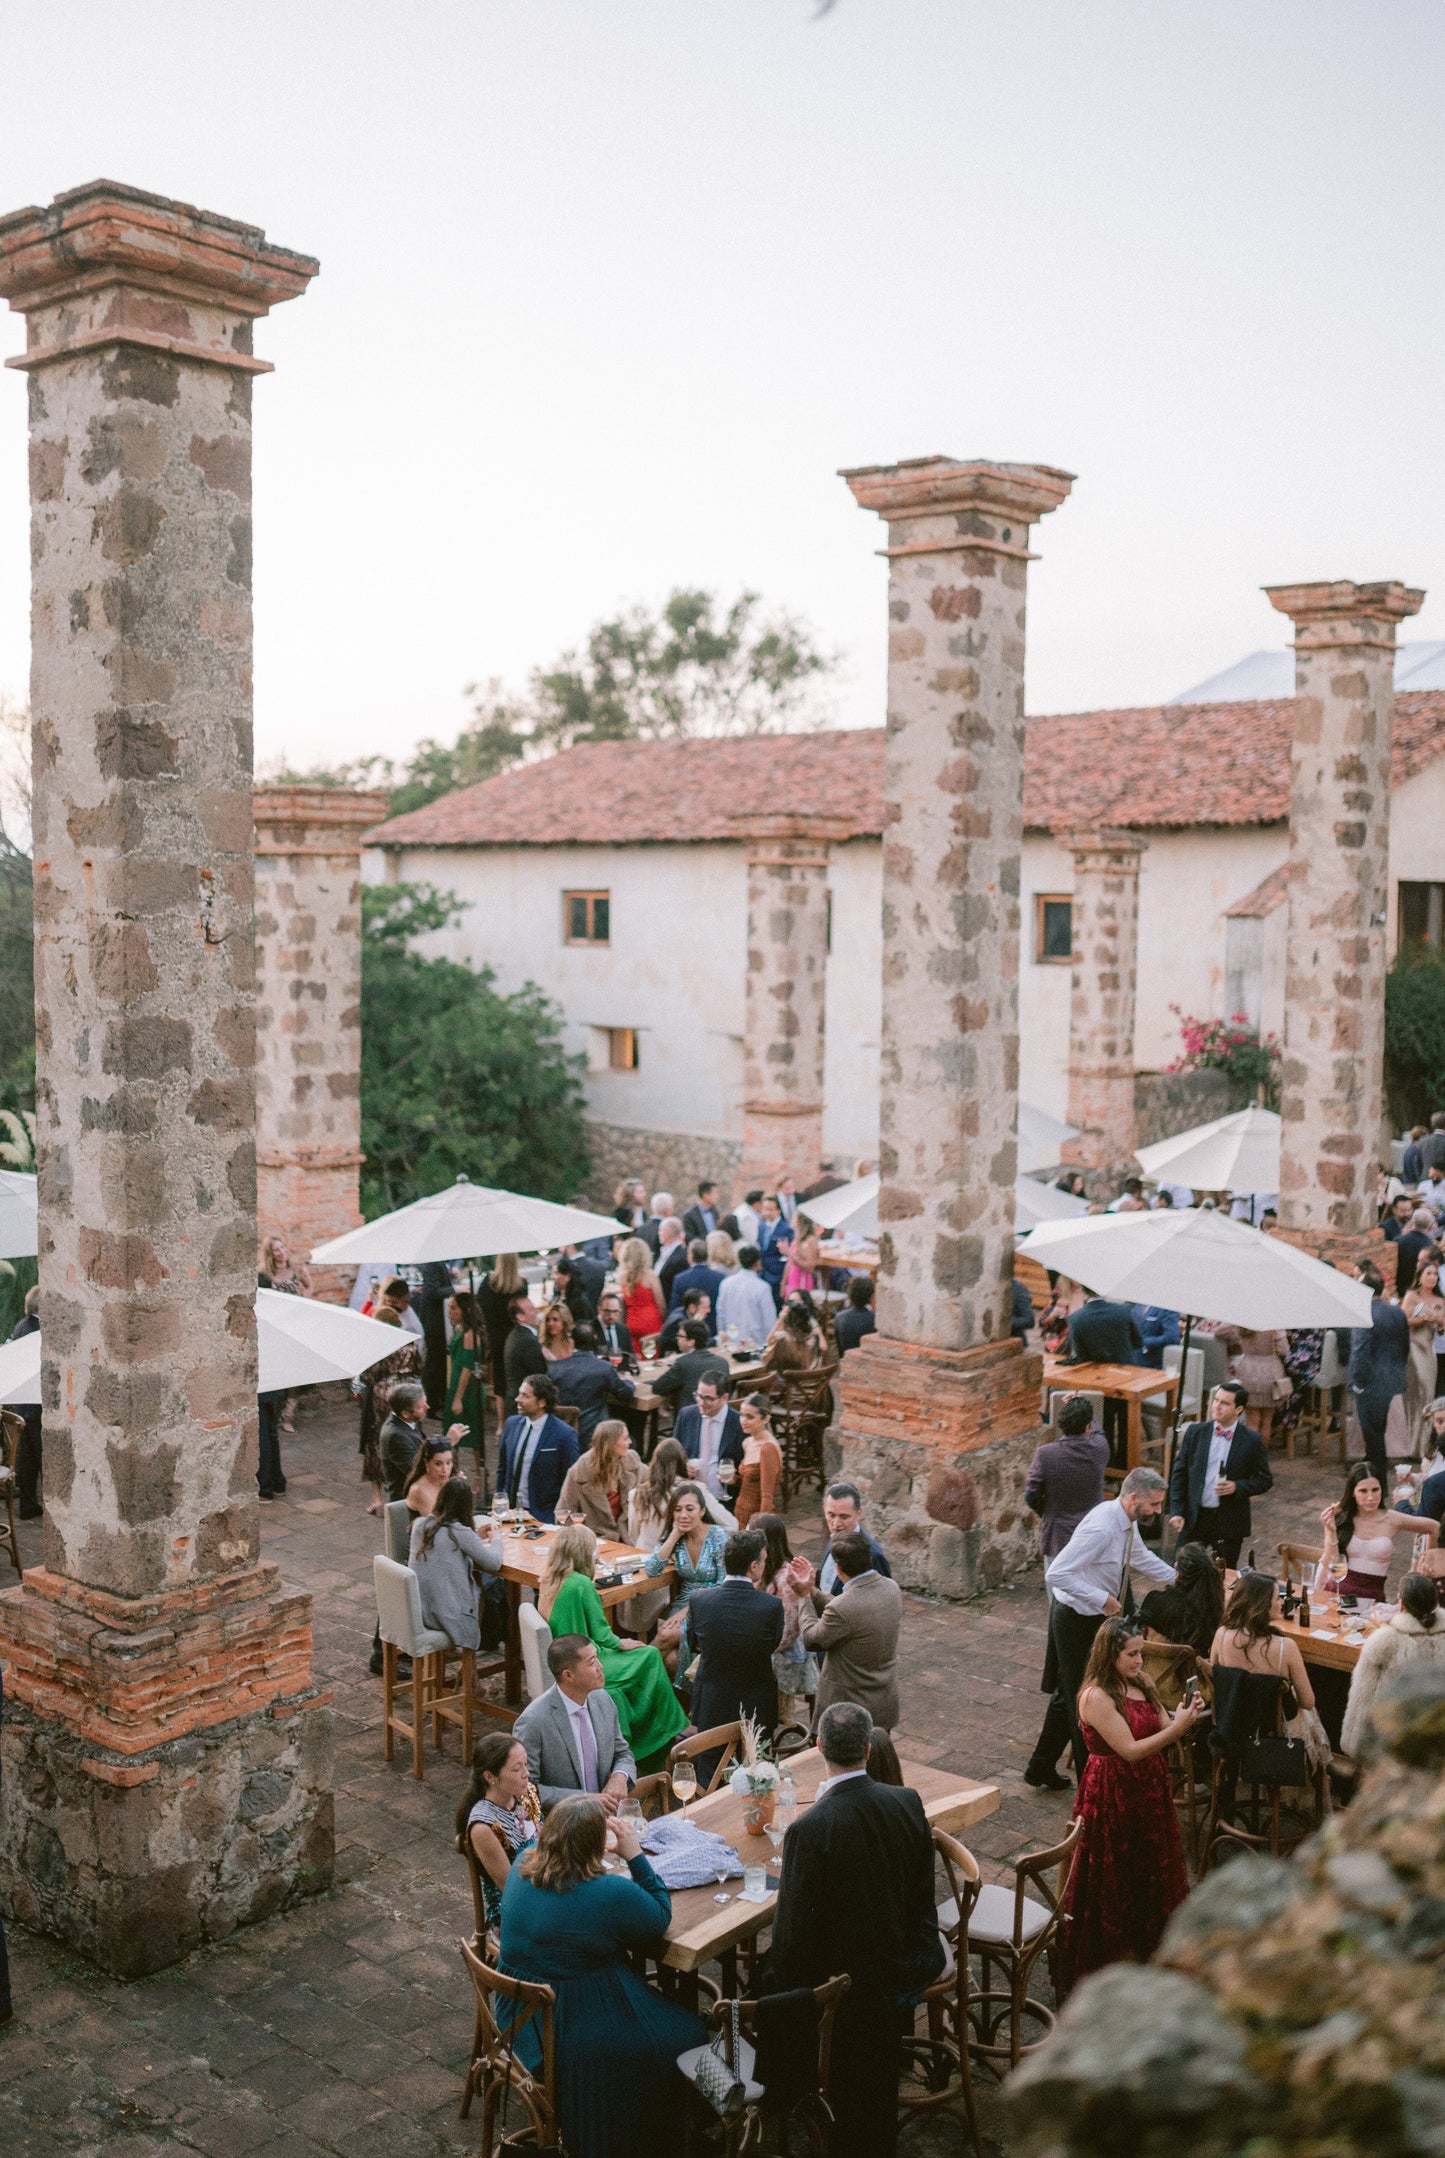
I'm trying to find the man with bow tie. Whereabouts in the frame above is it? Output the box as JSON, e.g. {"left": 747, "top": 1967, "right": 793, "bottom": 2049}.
{"left": 1168, "top": 1379, "right": 1273, "bottom": 1567}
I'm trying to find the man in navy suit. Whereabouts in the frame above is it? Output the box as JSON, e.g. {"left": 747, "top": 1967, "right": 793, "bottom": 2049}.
{"left": 497, "top": 1374, "right": 580, "bottom": 1524}
{"left": 666, "top": 1240, "right": 724, "bottom": 1317}
{"left": 671, "top": 1372, "right": 744, "bottom": 1502}
{"left": 1168, "top": 1379, "right": 1273, "bottom": 1567}
{"left": 754, "top": 1194, "right": 794, "bottom": 1304}
{"left": 1349, "top": 1261, "right": 1411, "bottom": 1479}
{"left": 689, "top": 1530, "right": 786, "bottom": 1775}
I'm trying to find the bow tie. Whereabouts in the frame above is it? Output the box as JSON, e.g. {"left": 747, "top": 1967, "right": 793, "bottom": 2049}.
{"left": 1213, "top": 1426, "right": 1233, "bottom": 1440}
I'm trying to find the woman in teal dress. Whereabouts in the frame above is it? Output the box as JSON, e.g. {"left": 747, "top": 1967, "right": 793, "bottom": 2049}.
{"left": 540, "top": 1527, "right": 689, "bottom": 1763}
{"left": 500, "top": 1794, "right": 706, "bottom": 2158}
{"left": 446, "top": 1291, "right": 487, "bottom": 1492}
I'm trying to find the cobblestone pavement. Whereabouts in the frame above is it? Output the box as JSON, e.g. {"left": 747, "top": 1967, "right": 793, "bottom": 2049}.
{"left": 0, "top": 1400, "right": 1349, "bottom": 2156}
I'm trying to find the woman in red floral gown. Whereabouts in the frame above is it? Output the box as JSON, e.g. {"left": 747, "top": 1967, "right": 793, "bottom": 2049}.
{"left": 1057, "top": 1617, "right": 1202, "bottom": 1995}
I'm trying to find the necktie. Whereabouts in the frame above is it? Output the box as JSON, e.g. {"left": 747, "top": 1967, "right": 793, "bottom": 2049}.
{"left": 574, "top": 1702, "right": 599, "bottom": 1793}
{"left": 1119, "top": 1520, "right": 1135, "bottom": 1610}
{"left": 509, "top": 1423, "right": 533, "bottom": 1507}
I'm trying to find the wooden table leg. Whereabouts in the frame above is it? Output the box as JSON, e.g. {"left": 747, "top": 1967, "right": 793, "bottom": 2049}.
{"left": 504, "top": 1580, "right": 523, "bottom": 1706}
{"left": 1127, "top": 1397, "right": 1142, "bottom": 1470}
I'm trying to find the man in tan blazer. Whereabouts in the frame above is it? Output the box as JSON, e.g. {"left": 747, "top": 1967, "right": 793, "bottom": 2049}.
{"left": 797, "top": 1531, "right": 903, "bottom": 1731}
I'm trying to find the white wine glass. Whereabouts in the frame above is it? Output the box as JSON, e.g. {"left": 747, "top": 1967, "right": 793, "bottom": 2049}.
{"left": 671, "top": 1758, "right": 698, "bottom": 1816}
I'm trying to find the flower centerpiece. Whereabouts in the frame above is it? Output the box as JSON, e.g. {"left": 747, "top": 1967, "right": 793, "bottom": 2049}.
{"left": 727, "top": 1715, "right": 782, "bottom": 1835}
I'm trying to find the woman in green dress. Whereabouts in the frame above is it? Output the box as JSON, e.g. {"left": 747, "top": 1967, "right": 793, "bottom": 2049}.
{"left": 539, "top": 1527, "right": 688, "bottom": 1764}
{"left": 446, "top": 1291, "right": 487, "bottom": 1494}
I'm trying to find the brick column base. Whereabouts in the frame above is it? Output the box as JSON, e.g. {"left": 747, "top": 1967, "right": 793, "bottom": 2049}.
{"left": 0, "top": 1565, "right": 333, "bottom": 1977}
{"left": 827, "top": 1334, "right": 1047, "bottom": 1597}
{"left": 1269, "top": 1222, "right": 1397, "bottom": 1296}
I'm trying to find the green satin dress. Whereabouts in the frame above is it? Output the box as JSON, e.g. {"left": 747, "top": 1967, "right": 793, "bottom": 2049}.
{"left": 447, "top": 1327, "right": 485, "bottom": 1454}
{"left": 547, "top": 1572, "right": 688, "bottom": 1762}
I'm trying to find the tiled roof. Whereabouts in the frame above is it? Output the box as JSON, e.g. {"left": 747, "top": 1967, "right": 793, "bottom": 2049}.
{"left": 365, "top": 690, "right": 1445, "bottom": 849}
{"left": 1224, "top": 862, "right": 1295, "bottom": 919}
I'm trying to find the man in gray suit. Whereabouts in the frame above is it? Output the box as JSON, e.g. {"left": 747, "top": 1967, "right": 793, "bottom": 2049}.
{"left": 796, "top": 1531, "right": 904, "bottom": 1732}
{"left": 514, "top": 1634, "right": 636, "bottom": 1813}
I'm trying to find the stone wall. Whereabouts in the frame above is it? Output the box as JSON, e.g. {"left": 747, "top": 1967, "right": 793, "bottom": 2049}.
{"left": 1132, "top": 1068, "right": 1232, "bottom": 1151}
{"left": 1009, "top": 1667, "right": 1445, "bottom": 2158}
{"left": 582, "top": 1119, "right": 742, "bottom": 1213}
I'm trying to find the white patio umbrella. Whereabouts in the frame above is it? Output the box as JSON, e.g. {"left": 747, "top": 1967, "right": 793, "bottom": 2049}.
{"left": 1018, "top": 1100, "right": 1079, "bottom": 1174}
{"left": 0, "top": 1294, "right": 407, "bottom": 1406}
{"left": 1134, "top": 1104, "right": 1280, "bottom": 1195}
{"left": 0, "top": 1169, "right": 38, "bottom": 1257}
{"left": 803, "top": 1170, "right": 1088, "bottom": 1240}
{"left": 1016, "top": 1205, "right": 1373, "bottom": 1330}
{"left": 311, "top": 1174, "right": 621, "bottom": 1266}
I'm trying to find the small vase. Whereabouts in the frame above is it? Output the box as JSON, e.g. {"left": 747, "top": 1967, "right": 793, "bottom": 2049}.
{"left": 742, "top": 1789, "right": 775, "bottom": 1836}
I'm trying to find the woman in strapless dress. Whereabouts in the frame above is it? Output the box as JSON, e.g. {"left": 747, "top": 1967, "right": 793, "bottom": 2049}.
{"left": 1321, "top": 1461, "right": 1438, "bottom": 1599}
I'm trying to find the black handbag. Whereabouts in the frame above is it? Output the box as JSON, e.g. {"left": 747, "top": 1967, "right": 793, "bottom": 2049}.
{"left": 1239, "top": 1732, "right": 1309, "bottom": 1787}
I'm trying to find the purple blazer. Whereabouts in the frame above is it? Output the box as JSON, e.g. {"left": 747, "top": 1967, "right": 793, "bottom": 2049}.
{"left": 1024, "top": 1429, "right": 1112, "bottom": 1559}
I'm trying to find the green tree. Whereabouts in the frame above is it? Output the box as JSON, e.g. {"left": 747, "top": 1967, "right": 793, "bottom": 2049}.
{"left": 0, "top": 696, "right": 34, "bottom": 1108}
{"left": 1385, "top": 945, "right": 1445, "bottom": 1127}
{"left": 360, "top": 881, "right": 589, "bottom": 1215}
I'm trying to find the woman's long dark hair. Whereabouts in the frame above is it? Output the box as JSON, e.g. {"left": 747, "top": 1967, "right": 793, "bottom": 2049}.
{"left": 1171, "top": 1542, "right": 1227, "bottom": 1655}
{"left": 1078, "top": 1617, "right": 1163, "bottom": 1715}
{"left": 751, "top": 1511, "right": 793, "bottom": 1583}
{"left": 646, "top": 1436, "right": 689, "bottom": 1512}
{"left": 1222, "top": 1571, "right": 1277, "bottom": 1644}
{"left": 1333, "top": 1460, "right": 1385, "bottom": 1556}
{"left": 661, "top": 1481, "right": 709, "bottom": 1538}
{"left": 451, "top": 1288, "right": 483, "bottom": 1342}
{"left": 418, "top": 1475, "right": 477, "bottom": 1556}
{"left": 402, "top": 1436, "right": 454, "bottom": 1498}
{"left": 454, "top": 1730, "right": 526, "bottom": 1848}
{"left": 865, "top": 1727, "right": 904, "bottom": 1786}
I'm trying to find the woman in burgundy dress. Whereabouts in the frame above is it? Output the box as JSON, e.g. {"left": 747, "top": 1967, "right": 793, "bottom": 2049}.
{"left": 1057, "top": 1618, "right": 1201, "bottom": 1995}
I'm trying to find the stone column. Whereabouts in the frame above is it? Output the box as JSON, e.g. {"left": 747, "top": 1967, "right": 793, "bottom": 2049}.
{"left": 0, "top": 182, "right": 331, "bottom": 1976}
{"left": 730, "top": 812, "right": 848, "bottom": 1195}
{"left": 1266, "top": 579, "right": 1423, "bottom": 1268}
{"left": 254, "top": 784, "right": 388, "bottom": 1296}
{"left": 830, "top": 455, "right": 1072, "bottom": 1599}
{"left": 1062, "top": 828, "right": 1145, "bottom": 1188}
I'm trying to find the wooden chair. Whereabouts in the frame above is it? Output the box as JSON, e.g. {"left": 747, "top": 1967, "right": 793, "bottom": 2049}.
{"left": 1200, "top": 1693, "right": 1326, "bottom": 1872}
{"left": 630, "top": 1769, "right": 673, "bottom": 1818}
{"left": 1013, "top": 1252, "right": 1052, "bottom": 1313}
{"left": 374, "top": 1555, "right": 474, "bottom": 1779}
{"left": 458, "top": 1936, "right": 559, "bottom": 2142}
{"left": 679, "top": 1974, "right": 851, "bottom": 2158}
{"left": 0, "top": 1408, "right": 23, "bottom": 1580}
{"left": 1277, "top": 1540, "right": 1323, "bottom": 1591}
{"left": 670, "top": 1722, "right": 742, "bottom": 1795}
{"left": 1297, "top": 1332, "right": 1349, "bottom": 1462}
{"left": 898, "top": 1830, "right": 984, "bottom": 2156}
{"left": 774, "top": 1366, "right": 837, "bottom": 1505}
{"left": 555, "top": 1402, "right": 580, "bottom": 1431}
{"left": 965, "top": 1819, "right": 1081, "bottom": 2072}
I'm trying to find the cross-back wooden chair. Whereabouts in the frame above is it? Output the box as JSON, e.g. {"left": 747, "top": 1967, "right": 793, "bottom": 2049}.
{"left": 0, "top": 1409, "right": 23, "bottom": 1580}
{"left": 458, "top": 1936, "right": 559, "bottom": 2144}
{"left": 630, "top": 1769, "right": 673, "bottom": 1818}
{"left": 966, "top": 1818, "right": 1082, "bottom": 2073}
{"left": 1277, "top": 1540, "right": 1323, "bottom": 1589}
{"left": 773, "top": 1366, "right": 837, "bottom": 1505}
{"left": 679, "top": 1974, "right": 852, "bottom": 2158}
{"left": 898, "top": 1829, "right": 984, "bottom": 2156}
{"left": 670, "top": 1721, "right": 743, "bottom": 1795}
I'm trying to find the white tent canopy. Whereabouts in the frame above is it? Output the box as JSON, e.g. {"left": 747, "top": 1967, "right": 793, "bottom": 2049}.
{"left": 0, "top": 1294, "right": 406, "bottom": 1405}
{"left": 1018, "top": 1101, "right": 1079, "bottom": 1175}
{"left": 1016, "top": 1206, "right": 1373, "bottom": 1330}
{"left": 1135, "top": 1104, "right": 1280, "bottom": 1195}
{"left": 803, "top": 1170, "right": 1088, "bottom": 1241}
{"left": 0, "top": 1169, "right": 38, "bottom": 1258}
{"left": 311, "top": 1175, "right": 620, "bottom": 1265}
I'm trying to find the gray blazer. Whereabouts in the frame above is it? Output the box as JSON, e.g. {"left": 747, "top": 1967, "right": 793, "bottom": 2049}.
{"left": 801, "top": 1567, "right": 903, "bottom": 1733}
{"left": 514, "top": 1683, "right": 637, "bottom": 1811}
{"left": 408, "top": 1517, "right": 501, "bottom": 1652}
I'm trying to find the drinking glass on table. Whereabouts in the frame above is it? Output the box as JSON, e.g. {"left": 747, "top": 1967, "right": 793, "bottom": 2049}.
{"left": 671, "top": 1758, "right": 698, "bottom": 1814}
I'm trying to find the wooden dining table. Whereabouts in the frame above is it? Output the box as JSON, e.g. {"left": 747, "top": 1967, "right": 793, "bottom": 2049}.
{"left": 1041, "top": 1357, "right": 1180, "bottom": 1472}
{"left": 474, "top": 1516, "right": 675, "bottom": 1715}
{"left": 653, "top": 1747, "right": 999, "bottom": 1997}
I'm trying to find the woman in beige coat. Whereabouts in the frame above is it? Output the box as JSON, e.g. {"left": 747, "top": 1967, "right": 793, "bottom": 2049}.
{"left": 1340, "top": 1572, "right": 1445, "bottom": 1757}
{"left": 555, "top": 1419, "right": 644, "bottom": 1539}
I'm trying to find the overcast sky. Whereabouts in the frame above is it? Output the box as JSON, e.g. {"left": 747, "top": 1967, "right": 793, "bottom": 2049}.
{"left": 0, "top": 0, "right": 1441, "bottom": 770}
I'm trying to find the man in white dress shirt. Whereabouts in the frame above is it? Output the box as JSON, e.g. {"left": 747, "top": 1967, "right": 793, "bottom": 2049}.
{"left": 715, "top": 1243, "right": 778, "bottom": 1348}
{"left": 1025, "top": 1466, "right": 1175, "bottom": 1786}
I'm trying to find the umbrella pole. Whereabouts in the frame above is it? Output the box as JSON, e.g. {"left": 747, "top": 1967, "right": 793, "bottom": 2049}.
{"left": 1166, "top": 1312, "right": 1194, "bottom": 1556}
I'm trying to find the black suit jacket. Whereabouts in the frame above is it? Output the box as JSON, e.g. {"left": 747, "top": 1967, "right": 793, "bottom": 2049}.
{"left": 1349, "top": 1298, "right": 1411, "bottom": 1405}
{"left": 1066, "top": 1298, "right": 1144, "bottom": 1366}
{"left": 769, "top": 1775, "right": 941, "bottom": 2008}
{"left": 658, "top": 1242, "right": 689, "bottom": 1301}
{"left": 681, "top": 1204, "right": 717, "bottom": 1245}
{"left": 548, "top": 1350, "right": 636, "bottom": 1441}
{"left": 688, "top": 1579, "right": 785, "bottom": 1738}
{"left": 833, "top": 1306, "right": 876, "bottom": 1356}
{"left": 380, "top": 1412, "right": 427, "bottom": 1503}
{"left": 596, "top": 1317, "right": 635, "bottom": 1360}
{"left": 1168, "top": 1418, "right": 1273, "bottom": 1542}
{"left": 503, "top": 1323, "right": 548, "bottom": 1412}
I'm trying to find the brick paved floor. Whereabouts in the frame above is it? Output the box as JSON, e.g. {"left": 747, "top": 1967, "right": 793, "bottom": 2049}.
{"left": 0, "top": 1401, "right": 1354, "bottom": 2156}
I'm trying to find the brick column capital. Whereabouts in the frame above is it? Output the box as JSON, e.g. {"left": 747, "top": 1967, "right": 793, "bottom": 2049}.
{"left": 254, "top": 784, "right": 391, "bottom": 856}
{"left": 1264, "top": 579, "right": 1425, "bottom": 651}
{"left": 841, "top": 455, "right": 1074, "bottom": 560}
{"left": 725, "top": 810, "right": 852, "bottom": 867}
{"left": 0, "top": 179, "right": 317, "bottom": 377}
{"left": 1062, "top": 827, "right": 1146, "bottom": 866}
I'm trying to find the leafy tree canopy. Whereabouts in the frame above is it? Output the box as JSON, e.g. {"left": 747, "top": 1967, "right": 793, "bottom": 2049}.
{"left": 360, "top": 881, "right": 589, "bottom": 1217}
{"left": 1385, "top": 945, "right": 1445, "bottom": 1129}
{"left": 268, "top": 585, "right": 836, "bottom": 816}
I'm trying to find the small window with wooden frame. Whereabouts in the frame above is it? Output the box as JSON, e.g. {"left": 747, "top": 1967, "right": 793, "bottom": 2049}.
{"left": 606, "top": 1028, "right": 639, "bottom": 1071}
{"left": 1034, "top": 894, "right": 1073, "bottom": 964}
{"left": 564, "top": 890, "right": 610, "bottom": 945}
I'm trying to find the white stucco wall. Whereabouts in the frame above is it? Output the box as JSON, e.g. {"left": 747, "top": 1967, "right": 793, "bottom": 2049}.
{"left": 822, "top": 838, "right": 882, "bottom": 1162}
{"left": 1386, "top": 762, "right": 1445, "bottom": 959}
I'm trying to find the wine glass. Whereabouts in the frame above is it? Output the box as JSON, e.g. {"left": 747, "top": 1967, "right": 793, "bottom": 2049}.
{"left": 671, "top": 1758, "right": 698, "bottom": 1816}
{"left": 764, "top": 1814, "right": 785, "bottom": 1872}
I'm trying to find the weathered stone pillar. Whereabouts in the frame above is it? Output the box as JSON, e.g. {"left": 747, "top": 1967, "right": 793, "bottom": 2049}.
{"left": 254, "top": 784, "right": 387, "bottom": 1295}
{"left": 0, "top": 182, "right": 332, "bottom": 1976}
{"left": 730, "top": 813, "right": 848, "bottom": 1195}
{"left": 1266, "top": 579, "right": 1423, "bottom": 1270}
{"left": 831, "top": 455, "right": 1072, "bottom": 1597}
{"left": 1062, "top": 828, "right": 1145, "bottom": 1188}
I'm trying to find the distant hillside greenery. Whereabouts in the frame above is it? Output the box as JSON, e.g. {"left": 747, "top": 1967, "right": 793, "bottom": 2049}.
{"left": 267, "top": 585, "right": 837, "bottom": 816}
{"left": 359, "top": 882, "right": 589, "bottom": 1216}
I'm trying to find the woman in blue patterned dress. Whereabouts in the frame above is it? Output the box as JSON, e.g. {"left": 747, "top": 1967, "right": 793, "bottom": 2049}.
{"left": 641, "top": 1481, "right": 726, "bottom": 1677}
{"left": 456, "top": 1731, "right": 540, "bottom": 1932}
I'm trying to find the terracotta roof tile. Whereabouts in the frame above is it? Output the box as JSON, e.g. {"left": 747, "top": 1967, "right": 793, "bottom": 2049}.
{"left": 1223, "top": 861, "right": 1295, "bottom": 919}
{"left": 365, "top": 690, "right": 1445, "bottom": 849}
